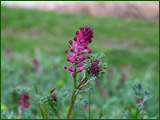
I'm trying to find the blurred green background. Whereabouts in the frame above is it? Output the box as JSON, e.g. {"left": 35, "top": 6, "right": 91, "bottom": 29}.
{"left": 1, "top": 6, "right": 159, "bottom": 119}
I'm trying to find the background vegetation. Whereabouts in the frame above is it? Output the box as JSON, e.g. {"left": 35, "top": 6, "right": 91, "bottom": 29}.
{"left": 1, "top": 6, "right": 159, "bottom": 119}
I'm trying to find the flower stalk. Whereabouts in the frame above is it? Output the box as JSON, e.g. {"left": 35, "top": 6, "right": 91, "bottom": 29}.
{"left": 66, "top": 89, "right": 77, "bottom": 119}
{"left": 64, "top": 26, "right": 105, "bottom": 119}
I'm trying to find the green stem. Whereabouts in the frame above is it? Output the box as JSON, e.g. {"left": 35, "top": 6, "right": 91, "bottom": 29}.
{"left": 52, "top": 107, "right": 60, "bottom": 119}
{"left": 89, "top": 92, "right": 91, "bottom": 119}
{"left": 34, "top": 82, "right": 38, "bottom": 94}
{"left": 66, "top": 89, "right": 76, "bottom": 119}
{"left": 136, "top": 109, "right": 139, "bottom": 119}
{"left": 33, "top": 82, "right": 45, "bottom": 119}
{"left": 66, "top": 66, "right": 78, "bottom": 119}
{"left": 77, "top": 76, "right": 87, "bottom": 89}
{"left": 99, "top": 106, "right": 102, "bottom": 119}
{"left": 30, "top": 97, "right": 49, "bottom": 118}
{"left": 73, "top": 67, "right": 77, "bottom": 89}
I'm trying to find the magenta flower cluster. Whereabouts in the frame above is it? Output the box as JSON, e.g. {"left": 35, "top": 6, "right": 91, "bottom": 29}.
{"left": 19, "top": 92, "right": 30, "bottom": 114}
{"left": 64, "top": 26, "right": 94, "bottom": 76}
{"left": 89, "top": 59, "right": 101, "bottom": 75}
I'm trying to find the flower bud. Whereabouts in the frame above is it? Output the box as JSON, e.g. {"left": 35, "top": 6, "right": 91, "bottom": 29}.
{"left": 65, "top": 50, "right": 68, "bottom": 54}
{"left": 76, "top": 31, "right": 79, "bottom": 35}
{"left": 69, "top": 40, "right": 73, "bottom": 44}
{"left": 50, "top": 93, "right": 57, "bottom": 101}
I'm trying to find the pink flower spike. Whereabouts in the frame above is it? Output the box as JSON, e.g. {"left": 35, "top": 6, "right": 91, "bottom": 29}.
{"left": 64, "top": 26, "right": 94, "bottom": 74}
{"left": 83, "top": 104, "right": 89, "bottom": 110}
{"left": 122, "top": 73, "right": 126, "bottom": 82}
{"left": 101, "top": 89, "right": 107, "bottom": 97}
{"left": 32, "top": 59, "right": 39, "bottom": 71}
{"left": 5, "top": 48, "right": 11, "bottom": 58}
{"left": 19, "top": 92, "right": 30, "bottom": 115}
{"left": 136, "top": 98, "right": 140, "bottom": 104}
{"left": 77, "top": 66, "right": 85, "bottom": 73}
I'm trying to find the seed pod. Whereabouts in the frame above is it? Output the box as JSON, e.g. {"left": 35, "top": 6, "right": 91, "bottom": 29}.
{"left": 50, "top": 88, "right": 56, "bottom": 93}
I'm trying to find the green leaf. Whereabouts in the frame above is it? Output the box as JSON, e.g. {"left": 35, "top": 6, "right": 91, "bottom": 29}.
{"left": 21, "top": 109, "right": 33, "bottom": 119}
{"left": 151, "top": 114, "right": 159, "bottom": 119}
{"left": 15, "top": 86, "right": 22, "bottom": 93}
{"left": 99, "top": 52, "right": 105, "bottom": 58}
{"left": 134, "top": 84, "right": 142, "bottom": 98}
{"left": 1, "top": 103, "right": 7, "bottom": 110}
{"left": 122, "top": 109, "right": 129, "bottom": 119}
{"left": 23, "top": 88, "right": 31, "bottom": 93}
{"left": 134, "top": 84, "right": 142, "bottom": 93}
{"left": 48, "top": 111, "right": 55, "bottom": 116}
{"left": 93, "top": 53, "right": 98, "bottom": 59}
{"left": 83, "top": 100, "right": 88, "bottom": 105}
{"left": 74, "top": 100, "right": 79, "bottom": 108}
{"left": 143, "top": 91, "right": 152, "bottom": 103}
{"left": 87, "top": 86, "right": 94, "bottom": 93}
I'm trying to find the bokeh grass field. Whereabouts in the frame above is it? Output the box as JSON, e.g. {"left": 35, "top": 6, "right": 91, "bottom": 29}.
{"left": 1, "top": 6, "right": 159, "bottom": 119}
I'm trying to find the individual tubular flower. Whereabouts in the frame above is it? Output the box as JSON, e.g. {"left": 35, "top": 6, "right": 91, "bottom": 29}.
{"left": 121, "top": 73, "right": 126, "bottom": 82}
{"left": 89, "top": 59, "right": 101, "bottom": 75}
{"left": 64, "top": 26, "right": 94, "bottom": 76}
{"left": 32, "top": 59, "right": 39, "bottom": 71}
{"left": 5, "top": 48, "right": 11, "bottom": 58}
{"left": 101, "top": 89, "right": 107, "bottom": 97}
{"left": 19, "top": 92, "right": 30, "bottom": 114}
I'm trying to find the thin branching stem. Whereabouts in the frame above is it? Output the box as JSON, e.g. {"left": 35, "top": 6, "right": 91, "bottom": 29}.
{"left": 30, "top": 97, "right": 49, "bottom": 118}
{"left": 51, "top": 106, "right": 60, "bottom": 119}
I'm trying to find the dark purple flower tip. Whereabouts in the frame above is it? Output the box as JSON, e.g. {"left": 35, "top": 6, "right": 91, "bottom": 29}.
{"left": 76, "top": 31, "right": 79, "bottom": 35}
{"left": 89, "top": 39, "right": 92, "bottom": 43}
{"left": 84, "top": 38, "right": 87, "bottom": 41}
{"left": 69, "top": 40, "right": 73, "bottom": 44}
{"left": 50, "top": 93, "right": 57, "bottom": 101}
{"left": 85, "top": 26, "right": 89, "bottom": 31}
{"left": 86, "top": 56, "right": 90, "bottom": 59}
{"left": 74, "top": 36, "right": 77, "bottom": 41}
{"left": 88, "top": 50, "right": 92, "bottom": 53}
{"left": 63, "top": 65, "right": 67, "bottom": 69}
{"left": 70, "top": 49, "right": 74, "bottom": 52}
{"left": 90, "top": 35, "right": 93, "bottom": 38}
{"left": 66, "top": 58, "right": 70, "bottom": 62}
{"left": 80, "top": 27, "right": 84, "bottom": 31}
{"left": 65, "top": 50, "right": 69, "bottom": 54}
